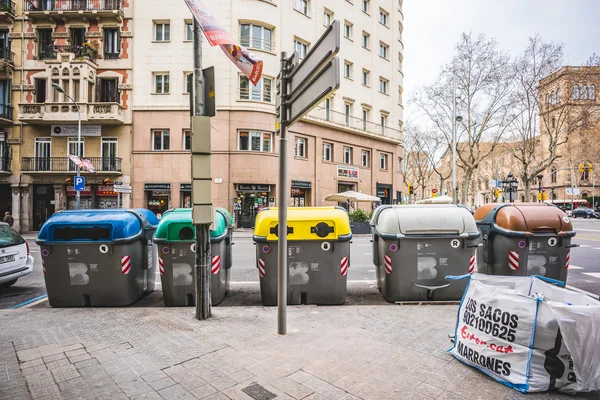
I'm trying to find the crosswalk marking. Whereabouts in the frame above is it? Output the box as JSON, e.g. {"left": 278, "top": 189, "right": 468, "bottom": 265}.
{"left": 582, "top": 272, "right": 600, "bottom": 279}
{"left": 578, "top": 245, "right": 591, "bottom": 248}
{"left": 568, "top": 265, "right": 584, "bottom": 270}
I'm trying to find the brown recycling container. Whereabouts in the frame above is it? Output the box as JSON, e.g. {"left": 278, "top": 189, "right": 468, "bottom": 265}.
{"left": 474, "top": 203, "right": 576, "bottom": 283}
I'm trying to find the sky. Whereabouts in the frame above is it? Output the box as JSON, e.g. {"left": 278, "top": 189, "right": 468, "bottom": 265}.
{"left": 403, "top": 0, "right": 600, "bottom": 105}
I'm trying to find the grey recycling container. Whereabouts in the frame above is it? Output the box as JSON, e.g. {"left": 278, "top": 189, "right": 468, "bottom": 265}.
{"left": 153, "top": 208, "right": 233, "bottom": 306}
{"left": 371, "top": 205, "right": 480, "bottom": 302}
{"left": 36, "top": 209, "right": 159, "bottom": 307}
{"left": 253, "top": 207, "right": 352, "bottom": 306}
{"left": 474, "top": 203, "right": 576, "bottom": 283}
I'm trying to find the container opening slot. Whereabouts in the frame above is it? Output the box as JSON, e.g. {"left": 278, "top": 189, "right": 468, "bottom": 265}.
{"left": 53, "top": 226, "right": 111, "bottom": 241}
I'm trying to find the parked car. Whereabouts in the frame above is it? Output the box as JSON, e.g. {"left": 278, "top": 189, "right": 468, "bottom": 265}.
{"left": 571, "top": 208, "right": 600, "bottom": 219}
{"left": 0, "top": 222, "right": 34, "bottom": 287}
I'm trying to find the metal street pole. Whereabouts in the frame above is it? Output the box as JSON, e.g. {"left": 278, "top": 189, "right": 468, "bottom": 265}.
{"left": 277, "top": 51, "right": 289, "bottom": 335}
{"left": 452, "top": 76, "right": 457, "bottom": 204}
{"left": 193, "top": 20, "right": 211, "bottom": 320}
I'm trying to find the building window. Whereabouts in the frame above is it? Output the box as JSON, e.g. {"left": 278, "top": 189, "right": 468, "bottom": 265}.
{"left": 294, "top": 39, "right": 308, "bottom": 61}
{"left": 238, "top": 131, "right": 272, "bottom": 152}
{"left": 361, "top": 150, "right": 370, "bottom": 167}
{"left": 551, "top": 167, "right": 557, "bottom": 183}
{"left": 37, "top": 28, "right": 53, "bottom": 59}
{"left": 184, "top": 72, "right": 193, "bottom": 94}
{"left": 185, "top": 22, "right": 193, "bottom": 41}
{"left": 101, "top": 138, "right": 118, "bottom": 171}
{"left": 362, "top": 69, "right": 370, "bottom": 86}
{"left": 67, "top": 137, "right": 85, "bottom": 164}
{"left": 362, "top": 32, "right": 369, "bottom": 48}
{"left": 581, "top": 85, "right": 589, "bottom": 100}
{"left": 183, "top": 129, "right": 191, "bottom": 151}
{"left": 379, "top": 9, "right": 388, "bottom": 26}
{"left": 344, "top": 61, "right": 352, "bottom": 79}
{"left": 590, "top": 85, "right": 596, "bottom": 100}
{"left": 152, "top": 129, "right": 170, "bottom": 151}
{"left": 380, "top": 153, "right": 388, "bottom": 170}
{"left": 324, "top": 10, "right": 333, "bottom": 26}
{"left": 344, "top": 22, "right": 353, "bottom": 40}
{"left": 324, "top": 97, "right": 331, "bottom": 120}
{"left": 323, "top": 142, "right": 332, "bottom": 161}
{"left": 154, "top": 73, "right": 170, "bottom": 94}
{"left": 240, "top": 24, "right": 273, "bottom": 52}
{"left": 362, "top": 108, "right": 369, "bottom": 129}
{"left": 294, "top": 0, "right": 308, "bottom": 15}
{"left": 362, "top": 0, "right": 369, "bottom": 13}
{"left": 556, "top": 88, "right": 562, "bottom": 103}
{"left": 98, "top": 78, "right": 119, "bottom": 103}
{"left": 379, "top": 77, "right": 388, "bottom": 94}
{"left": 573, "top": 85, "right": 580, "bottom": 100}
{"left": 344, "top": 103, "right": 352, "bottom": 125}
{"left": 239, "top": 76, "right": 272, "bottom": 102}
{"left": 295, "top": 137, "right": 307, "bottom": 158}
{"left": 379, "top": 42, "right": 389, "bottom": 59}
{"left": 103, "top": 28, "right": 120, "bottom": 59}
{"left": 154, "top": 22, "right": 171, "bottom": 41}
{"left": 343, "top": 147, "right": 352, "bottom": 164}
{"left": 381, "top": 113, "right": 388, "bottom": 133}
{"left": 70, "top": 28, "right": 85, "bottom": 47}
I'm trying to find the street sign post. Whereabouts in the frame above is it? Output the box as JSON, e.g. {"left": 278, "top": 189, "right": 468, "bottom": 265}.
{"left": 275, "top": 20, "right": 341, "bottom": 335}
{"left": 74, "top": 176, "right": 85, "bottom": 192}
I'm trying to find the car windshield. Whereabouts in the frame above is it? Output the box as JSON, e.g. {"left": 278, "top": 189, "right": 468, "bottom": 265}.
{"left": 0, "top": 225, "right": 24, "bottom": 248}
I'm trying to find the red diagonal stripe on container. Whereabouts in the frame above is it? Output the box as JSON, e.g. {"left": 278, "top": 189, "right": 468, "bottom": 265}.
{"left": 121, "top": 255, "right": 131, "bottom": 275}
{"left": 565, "top": 252, "right": 570, "bottom": 270}
{"left": 340, "top": 257, "right": 348, "bottom": 276}
{"left": 257, "top": 258, "right": 266, "bottom": 278}
{"left": 42, "top": 260, "right": 46, "bottom": 277}
{"left": 158, "top": 257, "right": 164, "bottom": 276}
{"left": 469, "top": 256, "right": 476, "bottom": 274}
{"left": 508, "top": 251, "right": 519, "bottom": 271}
{"left": 384, "top": 255, "right": 392, "bottom": 275}
{"left": 211, "top": 255, "right": 221, "bottom": 275}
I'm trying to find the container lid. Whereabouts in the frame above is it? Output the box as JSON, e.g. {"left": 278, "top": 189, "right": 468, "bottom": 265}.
{"left": 154, "top": 208, "right": 229, "bottom": 242}
{"left": 253, "top": 207, "right": 351, "bottom": 242}
{"left": 37, "top": 209, "right": 148, "bottom": 243}
{"left": 476, "top": 203, "right": 574, "bottom": 236}
{"left": 373, "top": 205, "right": 479, "bottom": 237}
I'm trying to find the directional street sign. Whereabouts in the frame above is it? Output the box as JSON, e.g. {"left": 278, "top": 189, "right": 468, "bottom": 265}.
{"left": 287, "top": 57, "right": 340, "bottom": 126}
{"left": 74, "top": 176, "right": 85, "bottom": 191}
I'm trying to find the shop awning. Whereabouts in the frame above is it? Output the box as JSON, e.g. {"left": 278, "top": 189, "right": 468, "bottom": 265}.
{"left": 324, "top": 190, "right": 381, "bottom": 203}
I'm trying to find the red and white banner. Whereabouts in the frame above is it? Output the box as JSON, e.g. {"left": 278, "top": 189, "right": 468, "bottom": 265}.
{"left": 384, "top": 255, "right": 392, "bottom": 275}
{"left": 121, "top": 255, "right": 131, "bottom": 275}
{"left": 158, "top": 257, "right": 164, "bottom": 276}
{"left": 211, "top": 255, "right": 221, "bottom": 275}
{"left": 257, "top": 258, "right": 266, "bottom": 278}
{"left": 565, "top": 252, "right": 570, "bottom": 270}
{"left": 469, "top": 255, "right": 476, "bottom": 274}
{"left": 508, "top": 251, "right": 519, "bottom": 271}
{"left": 68, "top": 154, "right": 96, "bottom": 173}
{"left": 183, "top": 0, "right": 263, "bottom": 86}
{"left": 340, "top": 257, "right": 348, "bottom": 276}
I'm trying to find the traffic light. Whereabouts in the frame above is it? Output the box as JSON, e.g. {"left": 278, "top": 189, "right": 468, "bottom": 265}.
{"left": 494, "top": 189, "right": 500, "bottom": 199}
{"left": 579, "top": 163, "right": 585, "bottom": 173}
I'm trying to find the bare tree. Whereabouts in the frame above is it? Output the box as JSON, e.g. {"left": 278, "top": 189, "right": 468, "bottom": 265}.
{"left": 412, "top": 33, "right": 517, "bottom": 205}
{"left": 509, "top": 36, "right": 600, "bottom": 201}
{"left": 402, "top": 124, "right": 445, "bottom": 200}
{"left": 587, "top": 53, "right": 600, "bottom": 66}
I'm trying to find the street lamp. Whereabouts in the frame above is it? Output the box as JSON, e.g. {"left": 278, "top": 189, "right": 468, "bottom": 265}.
{"left": 537, "top": 174, "right": 543, "bottom": 203}
{"left": 52, "top": 83, "right": 82, "bottom": 210}
{"left": 503, "top": 173, "right": 518, "bottom": 203}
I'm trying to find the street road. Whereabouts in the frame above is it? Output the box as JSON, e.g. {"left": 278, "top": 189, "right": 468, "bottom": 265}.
{"left": 1, "top": 219, "right": 599, "bottom": 309}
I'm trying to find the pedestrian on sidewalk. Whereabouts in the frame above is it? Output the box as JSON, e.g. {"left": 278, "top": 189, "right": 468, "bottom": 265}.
{"left": 3, "top": 211, "right": 14, "bottom": 227}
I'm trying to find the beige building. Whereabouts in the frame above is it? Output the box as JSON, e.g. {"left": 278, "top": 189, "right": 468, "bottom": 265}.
{"left": 131, "top": 0, "right": 405, "bottom": 226}
{"left": 0, "top": 0, "right": 133, "bottom": 232}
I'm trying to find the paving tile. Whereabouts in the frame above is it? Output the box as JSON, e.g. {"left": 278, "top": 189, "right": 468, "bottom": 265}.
{"left": 148, "top": 376, "right": 176, "bottom": 391}
{"left": 29, "top": 384, "right": 60, "bottom": 399}
{"left": 158, "top": 383, "right": 195, "bottom": 400}
{"left": 188, "top": 384, "right": 217, "bottom": 399}
{"left": 179, "top": 377, "right": 209, "bottom": 392}
{"left": 50, "top": 366, "right": 80, "bottom": 384}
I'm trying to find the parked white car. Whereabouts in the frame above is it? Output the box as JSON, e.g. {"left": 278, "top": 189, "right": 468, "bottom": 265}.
{"left": 0, "top": 222, "right": 34, "bottom": 287}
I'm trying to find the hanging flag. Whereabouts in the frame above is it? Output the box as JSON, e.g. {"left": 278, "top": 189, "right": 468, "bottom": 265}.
{"left": 183, "top": 0, "right": 263, "bottom": 86}
{"left": 68, "top": 154, "right": 84, "bottom": 168}
{"left": 81, "top": 158, "right": 96, "bottom": 173}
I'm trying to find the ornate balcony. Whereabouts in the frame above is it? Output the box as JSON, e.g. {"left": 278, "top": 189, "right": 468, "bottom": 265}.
{"left": 38, "top": 44, "right": 98, "bottom": 64}
{"left": 25, "top": 0, "right": 124, "bottom": 22}
{"left": 0, "top": 104, "right": 12, "bottom": 125}
{"left": 21, "top": 157, "right": 122, "bottom": 174}
{"left": 0, "top": 0, "right": 16, "bottom": 22}
{"left": 18, "top": 102, "right": 125, "bottom": 125}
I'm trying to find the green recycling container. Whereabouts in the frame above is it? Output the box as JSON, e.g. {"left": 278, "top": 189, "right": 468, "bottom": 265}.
{"left": 153, "top": 208, "right": 233, "bottom": 306}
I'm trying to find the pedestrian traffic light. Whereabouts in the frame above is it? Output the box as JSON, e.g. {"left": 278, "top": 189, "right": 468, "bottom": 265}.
{"left": 409, "top": 186, "right": 414, "bottom": 195}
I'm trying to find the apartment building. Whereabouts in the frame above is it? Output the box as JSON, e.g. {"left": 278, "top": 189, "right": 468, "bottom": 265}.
{"left": 0, "top": 0, "right": 133, "bottom": 232}
{"left": 132, "top": 0, "right": 405, "bottom": 226}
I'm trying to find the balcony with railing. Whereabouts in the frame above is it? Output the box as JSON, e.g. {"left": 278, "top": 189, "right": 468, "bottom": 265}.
{"left": 38, "top": 44, "right": 98, "bottom": 64}
{"left": 18, "top": 102, "right": 125, "bottom": 125}
{"left": 25, "top": 0, "right": 124, "bottom": 21}
{"left": 0, "top": 48, "right": 15, "bottom": 66}
{"left": 304, "top": 107, "right": 403, "bottom": 142}
{"left": 21, "top": 157, "right": 122, "bottom": 173}
{"left": 0, "top": 104, "right": 12, "bottom": 124}
{"left": 0, "top": 0, "right": 16, "bottom": 21}
{"left": 239, "top": 36, "right": 275, "bottom": 53}
{"left": 0, "top": 156, "right": 10, "bottom": 173}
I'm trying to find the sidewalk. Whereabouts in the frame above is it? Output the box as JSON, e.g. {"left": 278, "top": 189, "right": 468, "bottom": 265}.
{"left": 1, "top": 305, "right": 598, "bottom": 400}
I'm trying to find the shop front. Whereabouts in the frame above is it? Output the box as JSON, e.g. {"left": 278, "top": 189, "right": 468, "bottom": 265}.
{"left": 67, "top": 185, "right": 93, "bottom": 210}
{"left": 235, "top": 183, "right": 270, "bottom": 228}
{"left": 337, "top": 165, "right": 359, "bottom": 210}
{"left": 180, "top": 184, "right": 191, "bottom": 208}
{"left": 376, "top": 184, "right": 393, "bottom": 205}
{"left": 0, "top": 184, "right": 11, "bottom": 216}
{"left": 145, "top": 183, "right": 171, "bottom": 218}
{"left": 95, "top": 185, "right": 118, "bottom": 209}
{"left": 33, "top": 184, "right": 55, "bottom": 231}
{"left": 290, "top": 180, "right": 311, "bottom": 207}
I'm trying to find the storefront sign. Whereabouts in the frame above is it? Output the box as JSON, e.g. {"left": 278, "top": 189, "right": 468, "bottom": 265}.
{"left": 51, "top": 125, "right": 102, "bottom": 137}
{"left": 237, "top": 184, "right": 270, "bottom": 192}
{"left": 291, "top": 180, "right": 312, "bottom": 189}
{"left": 337, "top": 166, "right": 359, "bottom": 179}
{"left": 144, "top": 183, "right": 171, "bottom": 191}
{"left": 180, "top": 184, "right": 192, "bottom": 191}
{"left": 67, "top": 185, "right": 92, "bottom": 196}
{"left": 291, "top": 188, "right": 305, "bottom": 195}
{"left": 97, "top": 185, "right": 117, "bottom": 196}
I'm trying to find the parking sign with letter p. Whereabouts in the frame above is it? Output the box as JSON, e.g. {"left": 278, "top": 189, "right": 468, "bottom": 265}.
{"left": 74, "top": 176, "right": 85, "bottom": 191}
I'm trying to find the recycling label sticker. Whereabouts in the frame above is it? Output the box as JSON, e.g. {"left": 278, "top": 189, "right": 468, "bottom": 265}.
{"left": 548, "top": 237, "right": 558, "bottom": 247}
{"left": 450, "top": 239, "right": 461, "bottom": 249}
